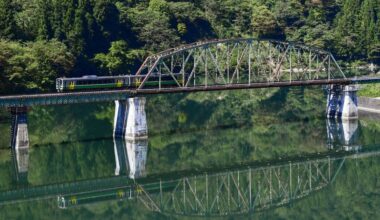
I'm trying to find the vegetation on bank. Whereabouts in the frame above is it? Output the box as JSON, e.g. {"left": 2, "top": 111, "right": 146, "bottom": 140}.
{"left": 0, "top": 0, "right": 379, "bottom": 94}
{"left": 359, "top": 84, "right": 380, "bottom": 98}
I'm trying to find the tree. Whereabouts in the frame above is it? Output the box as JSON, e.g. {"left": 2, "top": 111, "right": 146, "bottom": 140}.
{"left": 334, "top": 0, "right": 363, "bottom": 59}
{"left": 359, "top": 0, "right": 379, "bottom": 60}
{"left": 0, "top": 0, "right": 19, "bottom": 39}
{"left": 52, "top": 1, "right": 65, "bottom": 40}
{"left": 0, "top": 40, "right": 75, "bottom": 93}
{"left": 37, "top": 0, "right": 53, "bottom": 40}
{"left": 251, "top": 5, "right": 279, "bottom": 38}
{"left": 148, "top": 0, "right": 170, "bottom": 16}
{"left": 94, "top": 40, "right": 143, "bottom": 75}
{"left": 139, "top": 13, "right": 180, "bottom": 51}
{"left": 93, "top": 0, "right": 120, "bottom": 42}
{"left": 274, "top": 0, "right": 304, "bottom": 27}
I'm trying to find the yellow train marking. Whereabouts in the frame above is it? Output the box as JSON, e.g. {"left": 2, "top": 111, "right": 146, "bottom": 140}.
{"left": 117, "top": 190, "right": 125, "bottom": 198}
{"left": 68, "top": 82, "right": 75, "bottom": 90}
{"left": 116, "top": 80, "right": 123, "bottom": 87}
{"left": 135, "top": 78, "right": 141, "bottom": 87}
{"left": 70, "top": 196, "right": 77, "bottom": 205}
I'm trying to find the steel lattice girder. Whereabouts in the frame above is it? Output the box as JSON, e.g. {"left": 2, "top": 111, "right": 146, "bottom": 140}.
{"left": 136, "top": 38, "right": 345, "bottom": 90}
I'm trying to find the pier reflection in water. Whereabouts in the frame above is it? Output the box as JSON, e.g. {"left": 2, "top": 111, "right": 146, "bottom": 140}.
{"left": 113, "top": 138, "right": 148, "bottom": 179}
{"left": 2, "top": 116, "right": 379, "bottom": 219}
{"left": 54, "top": 118, "right": 362, "bottom": 215}
{"left": 326, "top": 118, "right": 360, "bottom": 151}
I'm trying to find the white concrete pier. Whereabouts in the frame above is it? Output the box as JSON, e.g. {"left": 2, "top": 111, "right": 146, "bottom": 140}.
{"left": 326, "top": 84, "right": 358, "bottom": 119}
{"left": 125, "top": 97, "right": 148, "bottom": 140}
{"left": 341, "top": 85, "right": 359, "bottom": 119}
{"left": 113, "top": 97, "right": 148, "bottom": 139}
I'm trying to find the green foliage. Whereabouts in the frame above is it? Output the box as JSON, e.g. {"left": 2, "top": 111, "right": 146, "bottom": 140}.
{"left": 94, "top": 40, "right": 143, "bottom": 75}
{"left": 148, "top": 0, "right": 170, "bottom": 16}
{"left": 137, "top": 12, "right": 180, "bottom": 51}
{"left": 0, "top": 39, "right": 75, "bottom": 93}
{"left": 358, "top": 84, "right": 380, "bottom": 97}
{"left": 0, "top": 0, "right": 379, "bottom": 93}
{"left": 177, "top": 22, "right": 187, "bottom": 36}
{"left": 0, "top": 0, "right": 18, "bottom": 39}
{"left": 334, "top": 0, "right": 380, "bottom": 61}
{"left": 251, "top": 5, "right": 279, "bottom": 37}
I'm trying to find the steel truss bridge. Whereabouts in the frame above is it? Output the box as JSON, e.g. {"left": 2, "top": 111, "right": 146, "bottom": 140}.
{"left": 1, "top": 38, "right": 379, "bottom": 107}
{"left": 1, "top": 149, "right": 379, "bottom": 217}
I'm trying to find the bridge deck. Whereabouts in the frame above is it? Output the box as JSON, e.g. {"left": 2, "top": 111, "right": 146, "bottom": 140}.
{"left": 1, "top": 77, "right": 378, "bottom": 107}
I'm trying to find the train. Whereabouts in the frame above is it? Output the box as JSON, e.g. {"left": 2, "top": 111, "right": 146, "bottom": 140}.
{"left": 56, "top": 74, "right": 185, "bottom": 92}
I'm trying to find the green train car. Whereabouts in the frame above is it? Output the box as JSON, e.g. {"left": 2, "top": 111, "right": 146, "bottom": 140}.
{"left": 56, "top": 74, "right": 185, "bottom": 92}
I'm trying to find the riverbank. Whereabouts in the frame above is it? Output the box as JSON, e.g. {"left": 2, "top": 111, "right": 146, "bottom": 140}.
{"left": 358, "top": 97, "right": 380, "bottom": 116}
{"left": 358, "top": 83, "right": 380, "bottom": 98}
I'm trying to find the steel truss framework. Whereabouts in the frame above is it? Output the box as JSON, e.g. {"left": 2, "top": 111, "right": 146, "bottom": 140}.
{"left": 136, "top": 38, "right": 345, "bottom": 90}
{"left": 137, "top": 157, "right": 345, "bottom": 217}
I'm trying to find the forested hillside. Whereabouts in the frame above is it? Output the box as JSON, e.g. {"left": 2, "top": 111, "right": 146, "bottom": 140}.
{"left": 0, "top": 0, "right": 379, "bottom": 93}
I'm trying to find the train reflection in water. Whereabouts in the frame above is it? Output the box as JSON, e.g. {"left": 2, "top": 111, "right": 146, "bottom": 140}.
{"left": 2, "top": 116, "right": 372, "bottom": 216}
{"left": 55, "top": 119, "right": 365, "bottom": 216}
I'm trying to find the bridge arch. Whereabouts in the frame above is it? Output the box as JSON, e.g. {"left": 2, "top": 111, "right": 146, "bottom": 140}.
{"left": 135, "top": 38, "right": 346, "bottom": 90}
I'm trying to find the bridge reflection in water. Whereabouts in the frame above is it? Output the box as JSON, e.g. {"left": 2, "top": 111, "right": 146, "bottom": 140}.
{"left": 135, "top": 157, "right": 343, "bottom": 216}
{"left": 2, "top": 118, "right": 377, "bottom": 217}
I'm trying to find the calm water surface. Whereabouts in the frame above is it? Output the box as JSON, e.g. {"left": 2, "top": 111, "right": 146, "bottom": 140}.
{"left": 0, "top": 88, "right": 379, "bottom": 219}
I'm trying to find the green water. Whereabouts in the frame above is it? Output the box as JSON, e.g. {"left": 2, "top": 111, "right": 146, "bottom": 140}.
{"left": 0, "top": 87, "right": 380, "bottom": 219}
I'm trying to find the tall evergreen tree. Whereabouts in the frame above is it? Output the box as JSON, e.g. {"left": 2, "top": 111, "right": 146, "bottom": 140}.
{"left": 37, "top": 0, "right": 53, "bottom": 40}
{"left": 359, "top": 0, "right": 379, "bottom": 59}
{"left": 52, "top": 1, "right": 65, "bottom": 40}
{"left": 0, "top": 0, "right": 18, "bottom": 39}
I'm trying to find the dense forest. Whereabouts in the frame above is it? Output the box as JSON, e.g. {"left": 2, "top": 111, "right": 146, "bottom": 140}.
{"left": 0, "top": 0, "right": 379, "bottom": 93}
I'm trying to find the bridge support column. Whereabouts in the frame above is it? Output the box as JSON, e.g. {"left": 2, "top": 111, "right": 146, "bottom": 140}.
{"left": 326, "top": 85, "right": 358, "bottom": 119}
{"left": 340, "top": 85, "right": 359, "bottom": 120}
{"left": 113, "top": 97, "right": 148, "bottom": 139}
{"left": 113, "top": 100, "right": 128, "bottom": 138}
{"left": 9, "top": 107, "right": 30, "bottom": 182}
{"left": 326, "top": 85, "right": 343, "bottom": 118}
{"left": 113, "top": 97, "right": 148, "bottom": 179}
{"left": 126, "top": 97, "right": 148, "bottom": 140}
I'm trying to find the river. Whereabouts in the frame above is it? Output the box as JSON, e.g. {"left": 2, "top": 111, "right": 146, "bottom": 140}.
{"left": 0, "top": 86, "right": 379, "bottom": 219}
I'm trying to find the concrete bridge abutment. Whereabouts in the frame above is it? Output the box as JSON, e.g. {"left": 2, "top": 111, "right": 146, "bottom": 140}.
{"left": 113, "top": 97, "right": 148, "bottom": 179}
{"left": 326, "top": 85, "right": 359, "bottom": 120}
{"left": 113, "top": 97, "right": 148, "bottom": 139}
